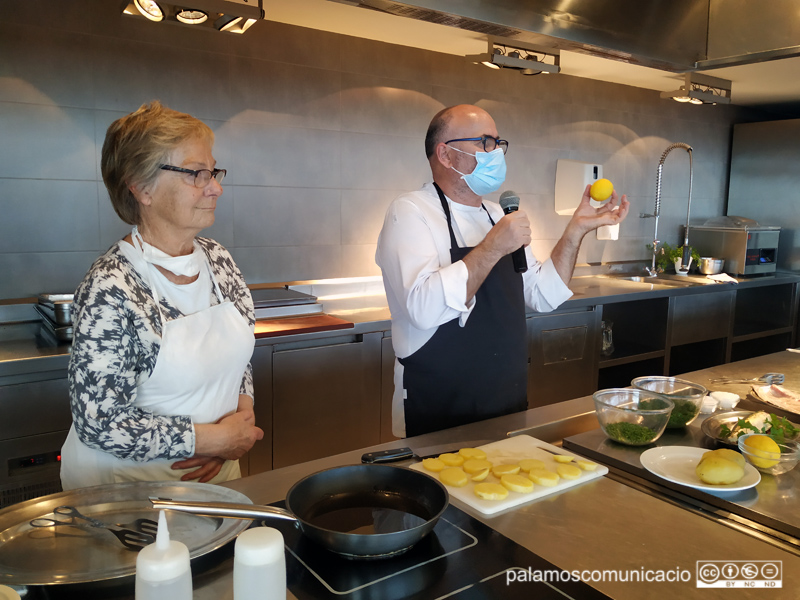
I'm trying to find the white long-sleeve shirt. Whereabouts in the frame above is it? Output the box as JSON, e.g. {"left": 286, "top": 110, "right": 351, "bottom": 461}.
{"left": 375, "top": 182, "right": 573, "bottom": 437}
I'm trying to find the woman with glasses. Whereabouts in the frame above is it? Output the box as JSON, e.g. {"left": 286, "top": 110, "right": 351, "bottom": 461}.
{"left": 61, "top": 101, "right": 262, "bottom": 490}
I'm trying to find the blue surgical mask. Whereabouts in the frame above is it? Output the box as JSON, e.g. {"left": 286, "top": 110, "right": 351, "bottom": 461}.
{"left": 450, "top": 146, "right": 507, "bottom": 196}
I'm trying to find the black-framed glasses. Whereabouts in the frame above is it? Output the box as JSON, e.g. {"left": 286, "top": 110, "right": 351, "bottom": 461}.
{"left": 445, "top": 135, "right": 509, "bottom": 155}
{"left": 160, "top": 164, "right": 226, "bottom": 188}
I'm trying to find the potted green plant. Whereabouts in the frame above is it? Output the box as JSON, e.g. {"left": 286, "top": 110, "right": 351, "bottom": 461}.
{"left": 647, "top": 243, "right": 701, "bottom": 273}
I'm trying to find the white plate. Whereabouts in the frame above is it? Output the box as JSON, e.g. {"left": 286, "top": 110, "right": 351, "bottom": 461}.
{"left": 640, "top": 446, "right": 761, "bottom": 492}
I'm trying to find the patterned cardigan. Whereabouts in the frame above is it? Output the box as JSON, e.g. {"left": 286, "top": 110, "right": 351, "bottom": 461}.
{"left": 67, "top": 237, "right": 255, "bottom": 462}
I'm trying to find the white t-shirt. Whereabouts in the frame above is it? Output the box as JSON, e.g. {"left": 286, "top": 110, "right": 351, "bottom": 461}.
{"left": 375, "top": 182, "right": 573, "bottom": 437}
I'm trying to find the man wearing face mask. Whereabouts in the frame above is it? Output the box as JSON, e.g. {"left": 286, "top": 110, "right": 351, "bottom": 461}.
{"left": 376, "top": 105, "right": 630, "bottom": 438}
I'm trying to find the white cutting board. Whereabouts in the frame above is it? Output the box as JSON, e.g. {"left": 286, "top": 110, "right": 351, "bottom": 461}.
{"left": 409, "top": 435, "right": 608, "bottom": 515}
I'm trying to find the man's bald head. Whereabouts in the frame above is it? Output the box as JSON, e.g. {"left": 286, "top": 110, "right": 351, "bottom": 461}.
{"left": 424, "top": 104, "right": 494, "bottom": 159}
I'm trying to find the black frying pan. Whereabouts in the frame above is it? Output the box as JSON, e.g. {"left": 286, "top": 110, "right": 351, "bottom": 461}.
{"left": 151, "top": 464, "right": 449, "bottom": 559}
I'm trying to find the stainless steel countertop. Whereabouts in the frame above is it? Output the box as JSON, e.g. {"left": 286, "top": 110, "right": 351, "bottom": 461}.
{"left": 3, "top": 272, "right": 799, "bottom": 379}
{"left": 183, "top": 351, "right": 800, "bottom": 600}
{"left": 11, "top": 352, "right": 800, "bottom": 598}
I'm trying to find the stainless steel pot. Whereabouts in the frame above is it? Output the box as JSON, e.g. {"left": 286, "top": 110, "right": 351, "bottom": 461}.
{"left": 698, "top": 257, "right": 725, "bottom": 274}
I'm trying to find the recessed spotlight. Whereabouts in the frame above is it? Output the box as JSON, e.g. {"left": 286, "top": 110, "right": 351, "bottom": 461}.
{"left": 134, "top": 0, "right": 163, "bottom": 22}
{"left": 176, "top": 9, "right": 208, "bottom": 25}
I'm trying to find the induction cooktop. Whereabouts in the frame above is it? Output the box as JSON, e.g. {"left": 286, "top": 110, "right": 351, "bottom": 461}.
{"left": 267, "top": 502, "right": 610, "bottom": 600}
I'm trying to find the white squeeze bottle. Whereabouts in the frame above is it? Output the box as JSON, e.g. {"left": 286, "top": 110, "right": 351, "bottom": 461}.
{"left": 234, "top": 527, "right": 286, "bottom": 600}
{"left": 135, "top": 510, "right": 193, "bottom": 600}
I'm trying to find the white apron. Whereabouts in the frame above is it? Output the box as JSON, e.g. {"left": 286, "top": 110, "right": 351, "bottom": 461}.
{"left": 61, "top": 238, "right": 255, "bottom": 489}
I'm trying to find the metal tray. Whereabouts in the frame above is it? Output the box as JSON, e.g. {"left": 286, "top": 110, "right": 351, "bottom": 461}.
{"left": 0, "top": 481, "right": 252, "bottom": 586}
{"left": 33, "top": 305, "right": 73, "bottom": 342}
{"left": 701, "top": 410, "right": 800, "bottom": 447}
{"left": 250, "top": 287, "right": 317, "bottom": 308}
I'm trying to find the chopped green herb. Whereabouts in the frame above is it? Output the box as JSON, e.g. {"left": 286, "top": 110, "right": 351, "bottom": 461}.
{"left": 639, "top": 398, "right": 698, "bottom": 427}
{"left": 604, "top": 422, "right": 658, "bottom": 445}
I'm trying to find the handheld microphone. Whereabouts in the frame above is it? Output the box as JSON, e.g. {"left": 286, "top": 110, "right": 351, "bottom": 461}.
{"left": 499, "top": 190, "right": 528, "bottom": 273}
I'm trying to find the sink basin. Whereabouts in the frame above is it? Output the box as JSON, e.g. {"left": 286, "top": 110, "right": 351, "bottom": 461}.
{"left": 603, "top": 275, "right": 694, "bottom": 287}
{"left": 589, "top": 274, "right": 712, "bottom": 288}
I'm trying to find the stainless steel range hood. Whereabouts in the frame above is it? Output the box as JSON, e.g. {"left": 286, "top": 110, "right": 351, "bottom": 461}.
{"left": 343, "top": 0, "right": 800, "bottom": 72}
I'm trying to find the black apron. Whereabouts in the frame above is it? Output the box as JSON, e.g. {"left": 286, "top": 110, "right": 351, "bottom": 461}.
{"left": 399, "top": 183, "right": 528, "bottom": 437}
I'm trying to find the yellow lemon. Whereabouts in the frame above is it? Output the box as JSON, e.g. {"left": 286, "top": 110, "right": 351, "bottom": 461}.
{"left": 743, "top": 434, "right": 781, "bottom": 469}
{"left": 471, "top": 467, "right": 490, "bottom": 482}
{"left": 422, "top": 458, "right": 445, "bottom": 472}
{"left": 438, "top": 453, "right": 464, "bottom": 467}
{"left": 474, "top": 482, "right": 509, "bottom": 500}
{"left": 439, "top": 467, "right": 469, "bottom": 487}
{"left": 590, "top": 178, "right": 613, "bottom": 202}
{"left": 463, "top": 459, "right": 493, "bottom": 474}
{"left": 492, "top": 464, "right": 521, "bottom": 477}
{"left": 518, "top": 458, "right": 546, "bottom": 473}
{"left": 459, "top": 447, "right": 487, "bottom": 460}
{"left": 500, "top": 474, "right": 534, "bottom": 493}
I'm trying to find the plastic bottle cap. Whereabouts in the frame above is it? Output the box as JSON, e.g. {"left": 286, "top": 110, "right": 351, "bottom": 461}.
{"left": 136, "top": 510, "right": 191, "bottom": 582}
{"left": 0, "top": 585, "right": 22, "bottom": 600}
{"left": 235, "top": 527, "right": 285, "bottom": 566}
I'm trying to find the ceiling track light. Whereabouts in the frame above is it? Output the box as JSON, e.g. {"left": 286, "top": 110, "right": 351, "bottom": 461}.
{"left": 122, "top": 0, "right": 262, "bottom": 34}
{"left": 214, "top": 15, "right": 258, "bottom": 33}
{"left": 661, "top": 73, "right": 732, "bottom": 106}
{"left": 465, "top": 36, "right": 560, "bottom": 76}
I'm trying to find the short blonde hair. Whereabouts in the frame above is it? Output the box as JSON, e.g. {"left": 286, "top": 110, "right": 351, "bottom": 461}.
{"left": 101, "top": 101, "right": 214, "bottom": 225}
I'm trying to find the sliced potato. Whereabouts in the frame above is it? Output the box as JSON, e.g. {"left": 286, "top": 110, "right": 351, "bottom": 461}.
{"left": 471, "top": 467, "right": 490, "bottom": 482}
{"left": 463, "top": 458, "right": 493, "bottom": 474}
{"left": 528, "top": 468, "right": 559, "bottom": 487}
{"left": 556, "top": 464, "right": 582, "bottom": 480}
{"left": 421, "top": 458, "right": 445, "bottom": 472}
{"left": 553, "top": 454, "right": 574, "bottom": 463}
{"left": 459, "top": 447, "right": 487, "bottom": 460}
{"left": 492, "top": 464, "right": 521, "bottom": 477}
{"left": 438, "top": 453, "right": 465, "bottom": 467}
{"left": 576, "top": 460, "right": 597, "bottom": 471}
{"left": 474, "top": 482, "right": 509, "bottom": 500}
{"left": 500, "top": 474, "right": 534, "bottom": 493}
{"left": 439, "top": 467, "right": 469, "bottom": 487}
{"left": 518, "top": 458, "right": 546, "bottom": 473}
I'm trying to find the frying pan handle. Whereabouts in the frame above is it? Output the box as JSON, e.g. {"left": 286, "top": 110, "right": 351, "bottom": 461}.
{"left": 149, "top": 497, "right": 297, "bottom": 522}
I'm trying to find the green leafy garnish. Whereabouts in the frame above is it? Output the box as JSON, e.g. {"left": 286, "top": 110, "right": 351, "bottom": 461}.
{"left": 717, "top": 413, "right": 799, "bottom": 443}
{"left": 765, "top": 414, "right": 800, "bottom": 443}
{"left": 738, "top": 419, "right": 760, "bottom": 434}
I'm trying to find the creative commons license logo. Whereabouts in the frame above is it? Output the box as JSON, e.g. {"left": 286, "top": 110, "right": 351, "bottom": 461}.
{"left": 696, "top": 561, "right": 781, "bottom": 588}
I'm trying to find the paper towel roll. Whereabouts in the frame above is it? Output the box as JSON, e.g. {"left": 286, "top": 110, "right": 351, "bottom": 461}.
{"left": 597, "top": 224, "right": 619, "bottom": 240}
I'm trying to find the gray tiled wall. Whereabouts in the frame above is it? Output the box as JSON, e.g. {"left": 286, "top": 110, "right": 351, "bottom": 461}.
{"left": 0, "top": 0, "right": 769, "bottom": 300}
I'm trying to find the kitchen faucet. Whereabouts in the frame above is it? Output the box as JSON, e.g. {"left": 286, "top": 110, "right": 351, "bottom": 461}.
{"left": 640, "top": 142, "right": 694, "bottom": 277}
